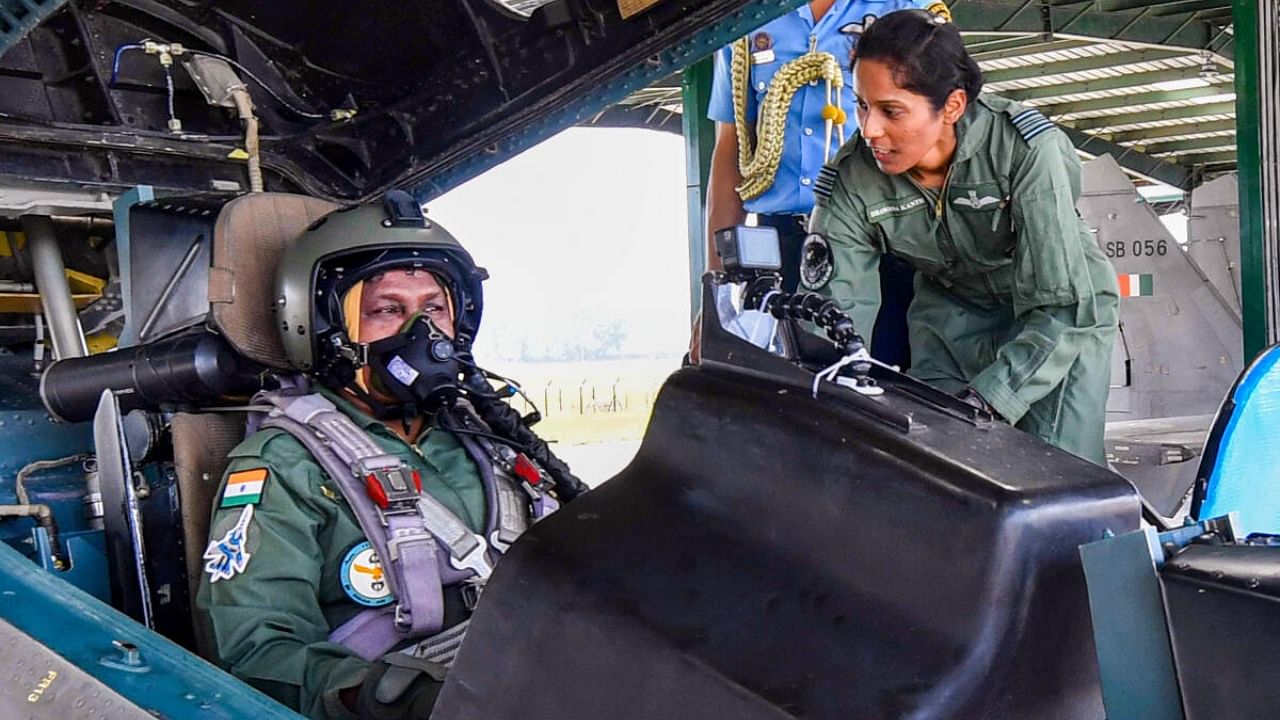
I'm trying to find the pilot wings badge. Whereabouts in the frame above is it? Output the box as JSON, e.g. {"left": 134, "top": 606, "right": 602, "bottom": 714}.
{"left": 203, "top": 504, "right": 255, "bottom": 583}
{"left": 952, "top": 190, "right": 1002, "bottom": 210}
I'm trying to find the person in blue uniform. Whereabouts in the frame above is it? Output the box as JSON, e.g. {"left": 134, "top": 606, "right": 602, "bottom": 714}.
{"left": 704, "top": 0, "right": 944, "bottom": 367}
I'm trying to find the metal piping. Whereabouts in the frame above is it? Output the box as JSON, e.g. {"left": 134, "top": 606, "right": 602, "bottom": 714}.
{"left": 0, "top": 504, "right": 66, "bottom": 570}
{"left": 21, "top": 215, "right": 87, "bottom": 359}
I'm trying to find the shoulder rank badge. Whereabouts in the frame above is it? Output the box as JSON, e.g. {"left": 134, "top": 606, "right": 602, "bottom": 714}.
{"left": 800, "top": 233, "right": 835, "bottom": 291}
{"left": 341, "top": 541, "right": 394, "bottom": 607}
{"left": 203, "top": 504, "right": 255, "bottom": 583}
{"left": 814, "top": 165, "right": 839, "bottom": 202}
{"left": 1010, "top": 108, "right": 1056, "bottom": 143}
{"left": 221, "top": 468, "right": 268, "bottom": 508}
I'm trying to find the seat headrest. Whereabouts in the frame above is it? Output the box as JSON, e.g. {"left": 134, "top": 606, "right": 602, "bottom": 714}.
{"left": 208, "top": 193, "right": 339, "bottom": 369}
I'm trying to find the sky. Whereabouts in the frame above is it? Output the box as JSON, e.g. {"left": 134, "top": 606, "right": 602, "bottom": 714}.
{"left": 426, "top": 125, "right": 1194, "bottom": 364}
{"left": 429, "top": 127, "right": 693, "bottom": 362}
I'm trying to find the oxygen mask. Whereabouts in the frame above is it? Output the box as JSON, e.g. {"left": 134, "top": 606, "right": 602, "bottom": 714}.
{"left": 365, "top": 312, "right": 463, "bottom": 413}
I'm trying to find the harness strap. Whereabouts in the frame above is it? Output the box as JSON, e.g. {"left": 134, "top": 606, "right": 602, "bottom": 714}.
{"left": 401, "top": 618, "right": 471, "bottom": 668}
{"left": 258, "top": 393, "right": 461, "bottom": 645}
{"left": 256, "top": 390, "right": 556, "bottom": 661}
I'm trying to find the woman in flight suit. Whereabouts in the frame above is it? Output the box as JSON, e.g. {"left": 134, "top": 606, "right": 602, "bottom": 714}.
{"left": 804, "top": 9, "right": 1119, "bottom": 463}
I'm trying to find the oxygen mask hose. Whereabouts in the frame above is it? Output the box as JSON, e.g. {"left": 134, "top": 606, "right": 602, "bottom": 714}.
{"left": 461, "top": 370, "right": 588, "bottom": 502}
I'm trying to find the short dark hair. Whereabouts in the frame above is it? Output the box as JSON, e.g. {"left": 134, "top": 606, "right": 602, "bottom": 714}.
{"left": 853, "top": 9, "right": 984, "bottom": 112}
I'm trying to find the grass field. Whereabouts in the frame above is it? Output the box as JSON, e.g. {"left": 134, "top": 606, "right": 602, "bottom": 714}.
{"left": 482, "top": 357, "right": 683, "bottom": 445}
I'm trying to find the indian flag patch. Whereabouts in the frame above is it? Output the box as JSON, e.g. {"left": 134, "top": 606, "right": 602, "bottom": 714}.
{"left": 221, "top": 468, "right": 268, "bottom": 508}
{"left": 1118, "top": 273, "right": 1154, "bottom": 298}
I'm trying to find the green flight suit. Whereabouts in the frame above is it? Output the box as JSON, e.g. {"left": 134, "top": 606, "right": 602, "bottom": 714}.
{"left": 196, "top": 388, "right": 487, "bottom": 719}
{"left": 808, "top": 94, "right": 1119, "bottom": 463}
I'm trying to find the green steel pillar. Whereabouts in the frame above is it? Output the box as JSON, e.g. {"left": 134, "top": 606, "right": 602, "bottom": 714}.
{"left": 683, "top": 56, "right": 716, "bottom": 320}
{"left": 1235, "top": 0, "right": 1276, "bottom": 359}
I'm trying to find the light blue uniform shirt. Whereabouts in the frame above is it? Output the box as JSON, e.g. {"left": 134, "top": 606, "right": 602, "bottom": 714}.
{"left": 708, "top": 0, "right": 929, "bottom": 216}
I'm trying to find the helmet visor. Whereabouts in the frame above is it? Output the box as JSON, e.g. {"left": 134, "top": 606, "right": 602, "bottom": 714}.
{"left": 340, "top": 267, "right": 456, "bottom": 344}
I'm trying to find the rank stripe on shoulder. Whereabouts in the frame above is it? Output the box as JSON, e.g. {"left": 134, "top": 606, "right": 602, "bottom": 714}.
{"left": 1011, "top": 108, "right": 1057, "bottom": 143}
{"left": 814, "top": 165, "right": 838, "bottom": 200}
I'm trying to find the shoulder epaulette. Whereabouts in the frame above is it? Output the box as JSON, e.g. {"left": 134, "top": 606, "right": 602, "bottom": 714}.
{"left": 814, "top": 165, "right": 839, "bottom": 201}
{"left": 1010, "top": 107, "right": 1057, "bottom": 143}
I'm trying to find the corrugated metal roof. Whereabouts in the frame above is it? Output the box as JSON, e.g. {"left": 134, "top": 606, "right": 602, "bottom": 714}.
{"left": 604, "top": 0, "right": 1237, "bottom": 189}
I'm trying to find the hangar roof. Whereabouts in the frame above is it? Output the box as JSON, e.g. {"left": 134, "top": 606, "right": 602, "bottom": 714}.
{"left": 600, "top": 0, "right": 1237, "bottom": 190}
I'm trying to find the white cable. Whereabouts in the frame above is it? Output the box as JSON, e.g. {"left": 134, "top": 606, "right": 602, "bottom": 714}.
{"left": 811, "top": 348, "right": 901, "bottom": 398}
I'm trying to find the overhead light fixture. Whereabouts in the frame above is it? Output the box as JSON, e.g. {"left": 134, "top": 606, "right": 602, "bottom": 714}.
{"left": 1199, "top": 50, "right": 1219, "bottom": 79}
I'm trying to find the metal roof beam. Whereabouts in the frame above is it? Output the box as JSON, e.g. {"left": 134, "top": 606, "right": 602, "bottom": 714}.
{"left": 970, "top": 39, "right": 1096, "bottom": 62}
{"left": 1176, "top": 150, "right": 1238, "bottom": 165}
{"left": 1196, "top": 8, "right": 1233, "bottom": 21}
{"left": 998, "top": 66, "right": 1209, "bottom": 100}
{"left": 1099, "top": 0, "right": 1224, "bottom": 11}
{"left": 1148, "top": 0, "right": 1231, "bottom": 16}
{"left": 1038, "top": 83, "right": 1233, "bottom": 115}
{"left": 1067, "top": 100, "right": 1237, "bottom": 131}
{"left": 951, "top": 0, "right": 1227, "bottom": 56}
{"left": 982, "top": 48, "right": 1191, "bottom": 85}
{"left": 1108, "top": 118, "right": 1236, "bottom": 142}
{"left": 1142, "top": 134, "right": 1237, "bottom": 154}
{"left": 1062, "top": 126, "right": 1192, "bottom": 188}
{"left": 965, "top": 35, "right": 1041, "bottom": 54}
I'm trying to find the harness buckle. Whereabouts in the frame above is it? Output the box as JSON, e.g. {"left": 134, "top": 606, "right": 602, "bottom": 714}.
{"left": 448, "top": 534, "right": 494, "bottom": 581}
{"left": 459, "top": 581, "right": 485, "bottom": 611}
{"left": 394, "top": 603, "right": 411, "bottom": 631}
{"left": 364, "top": 466, "right": 423, "bottom": 514}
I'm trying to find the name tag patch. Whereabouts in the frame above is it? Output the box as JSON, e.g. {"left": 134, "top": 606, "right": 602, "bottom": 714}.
{"left": 341, "top": 541, "right": 394, "bottom": 607}
{"left": 867, "top": 196, "right": 927, "bottom": 222}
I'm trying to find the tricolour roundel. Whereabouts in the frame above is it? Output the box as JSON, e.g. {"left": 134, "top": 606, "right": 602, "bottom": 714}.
{"left": 340, "top": 540, "right": 394, "bottom": 607}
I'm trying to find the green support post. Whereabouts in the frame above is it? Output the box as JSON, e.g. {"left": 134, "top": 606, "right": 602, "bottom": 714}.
{"left": 1234, "top": 0, "right": 1271, "bottom": 359}
{"left": 682, "top": 56, "right": 716, "bottom": 321}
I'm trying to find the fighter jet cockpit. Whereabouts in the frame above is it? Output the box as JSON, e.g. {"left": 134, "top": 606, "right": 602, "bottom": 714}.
{"left": 1, "top": 0, "right": 1280, "bottom": 718}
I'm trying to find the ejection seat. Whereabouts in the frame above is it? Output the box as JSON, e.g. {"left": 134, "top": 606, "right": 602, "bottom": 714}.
{"left": 169, "top": 193, "right": 337, "bottom": 654}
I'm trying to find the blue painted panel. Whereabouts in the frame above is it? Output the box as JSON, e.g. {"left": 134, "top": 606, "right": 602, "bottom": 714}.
{"left": 0, "top": 540, "right": 303, "bottom": 719}
{"left": 34, "top": 527, "right": 111, "bottom": 602}
{"left": 1200, "top": 346, "right": 1280, "bottom": 534}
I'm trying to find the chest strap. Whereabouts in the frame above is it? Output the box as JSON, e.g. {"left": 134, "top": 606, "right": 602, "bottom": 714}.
{"left": 257, "top": 392, "right": 492, "bottom": 646}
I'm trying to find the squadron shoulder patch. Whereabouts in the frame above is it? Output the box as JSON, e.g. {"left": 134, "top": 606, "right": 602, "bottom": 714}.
{"left": 1010, "top": 108, "right": 1057, "bottom": 143}
{"left": 800, "top": 233, "right": 835, "bottom": 291}
{"left": 341, "top": 541, "right": 393, "bottom": 607}
{"left": 203, "top": 504, "right": 255, "bottom": 583}
{"left": 221, "top": 468, "right": 268, "bottom": 508}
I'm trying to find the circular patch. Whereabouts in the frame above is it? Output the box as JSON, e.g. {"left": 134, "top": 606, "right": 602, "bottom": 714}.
{"left": 341, "top": 541, "right": 393, "bottom": 607}
{"left": 927, "top": 2, "right": 953, "bottom": 22}
{"left": 752, "top": 31, "right": 772, "bottom": 51}
{"left": 800, "top": 233, "right": 835, "bottom": 291}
